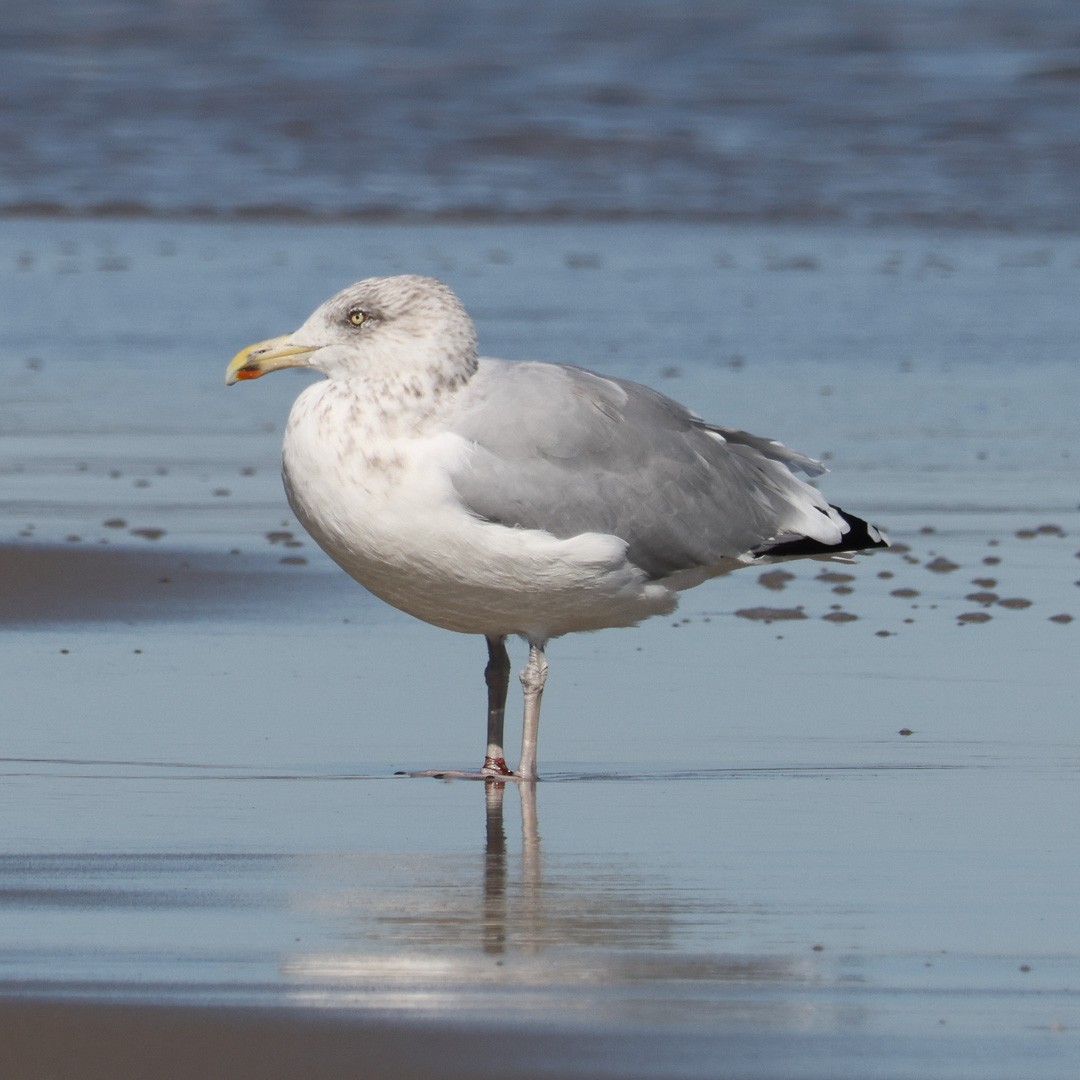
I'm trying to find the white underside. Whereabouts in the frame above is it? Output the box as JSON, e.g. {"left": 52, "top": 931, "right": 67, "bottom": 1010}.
{"left": 281, "top": 380, "right": 744, "bottom": 641}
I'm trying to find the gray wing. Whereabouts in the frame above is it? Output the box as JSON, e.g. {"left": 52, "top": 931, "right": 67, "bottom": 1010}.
{"left": 445, "top": 358, "right": 846, "bottom": 579}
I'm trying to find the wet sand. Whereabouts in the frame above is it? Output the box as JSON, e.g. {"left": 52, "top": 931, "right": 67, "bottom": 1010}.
{"left": 1, "top": 220, "right": 1078, "bottom": 1077}
{"left": 1, "top": 996, "right": 1071, "bottom": 1080}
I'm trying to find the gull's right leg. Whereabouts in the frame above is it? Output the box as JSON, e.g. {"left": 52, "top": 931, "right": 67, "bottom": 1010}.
{"left": 481, "top": 635, "right": 513, "bottom": 777}
{"left": 516, "top": 640, "right": 548, "bottom": 782}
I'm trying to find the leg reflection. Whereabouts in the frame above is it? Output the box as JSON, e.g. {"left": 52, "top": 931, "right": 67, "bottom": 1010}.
{"left": 483, "top": 781, "right": 508, "bottom": 955}
{"left": 482, "top": 780, "right": 542, "bottom": 956}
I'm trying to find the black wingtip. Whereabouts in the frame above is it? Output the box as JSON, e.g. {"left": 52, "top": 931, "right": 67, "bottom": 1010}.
{"left": 754, "top": 505, "right": 889, "bottom": 560}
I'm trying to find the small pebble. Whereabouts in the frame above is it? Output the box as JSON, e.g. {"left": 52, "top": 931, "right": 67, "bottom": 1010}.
{"left": 758, "top": 569, "right": 795, "bottom": 591}
{"left": 925, "top": 556, "right": 960, "bottom": 573}
{"left": 734, "top": 606, "right": 807, "bottom": 623}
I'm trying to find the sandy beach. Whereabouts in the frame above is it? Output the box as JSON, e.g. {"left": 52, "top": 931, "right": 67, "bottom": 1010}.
{"left": 0, "top": 219, "right": 1077, "bottom": 1076}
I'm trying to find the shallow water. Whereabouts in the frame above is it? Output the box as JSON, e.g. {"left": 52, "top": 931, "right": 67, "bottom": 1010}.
{"left": 0, "top": 221, "right": 1078, "bottom": 1076}
{"left": 5, "top": 0, "right": 1080, "bottom": 228}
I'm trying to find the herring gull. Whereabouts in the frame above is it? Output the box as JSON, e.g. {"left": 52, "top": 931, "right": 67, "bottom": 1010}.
{"left": 226, "top": 275, "right": 887, "bottom": 780}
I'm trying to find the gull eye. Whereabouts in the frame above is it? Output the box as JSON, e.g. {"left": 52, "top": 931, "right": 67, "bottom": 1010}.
{"left": 346, "top": 308, "right": 368, "bottom": 327}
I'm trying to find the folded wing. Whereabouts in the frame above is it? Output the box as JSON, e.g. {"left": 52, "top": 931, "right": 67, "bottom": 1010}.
{"left": 446, "top": 359, "right": 882, "bottom": 579}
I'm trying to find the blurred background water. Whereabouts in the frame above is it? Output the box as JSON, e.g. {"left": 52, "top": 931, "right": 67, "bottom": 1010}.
{"left": 4, "top": 0, "right": 1080, "bottom": 227}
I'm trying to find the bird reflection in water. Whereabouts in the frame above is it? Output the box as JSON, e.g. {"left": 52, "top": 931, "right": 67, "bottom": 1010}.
{"left": 281, "top": 782, "right": 823, "bottom": 1023}
{"left": 480, "top": 780, "right": 537, "bottom": 956}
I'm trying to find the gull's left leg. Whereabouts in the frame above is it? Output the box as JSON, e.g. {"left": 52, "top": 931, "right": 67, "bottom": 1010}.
{"left": 482, "top": 635, "right": 513, "bottom": 777}
{"left": 517, "top": 640, "right": 548, "bottom": 781}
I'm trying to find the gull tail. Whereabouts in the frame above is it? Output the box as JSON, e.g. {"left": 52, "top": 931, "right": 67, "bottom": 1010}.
{"left": 753, "top": 505, "right": 890, "bottom": 561}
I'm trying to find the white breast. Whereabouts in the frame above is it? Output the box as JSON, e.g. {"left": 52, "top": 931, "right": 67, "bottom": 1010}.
{"left": 280, "top": 380, "right": 677, "bottom": 639}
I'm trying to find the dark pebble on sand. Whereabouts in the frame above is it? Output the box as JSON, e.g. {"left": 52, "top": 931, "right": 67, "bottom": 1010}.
{"left": 926, "top": 557, "right": 960, "bottom": 573}
{"left": 890, "top": 587, "right": 920, "bottom": 598}
{"left": 1049, "top": 613, "right": 1073, "bottom": 624}
{"left": 998, "top": 597, "right": 1032, "bottom": 610}
{"left": 130, "top": 527, "right": 165, "bottom": 540}
{"left": 735, "top": 606, "right": 807, "bottom": 624}
{"left": 965, "top": 591, "right": 999, "bottom": 605}
{"left": 958, "top": 612, "right": 992, "bottom": 624}
{"left": 822, "top": 611, "right": 858, "bottom": 623}
{"left": 280, "top": 556, "right": 308, "bottom": 566}
{"left": 758, "top": 569, "right": 795, "bottom": 591}
{"left": 103, "top": 518, "right": 126, "bottom": 528}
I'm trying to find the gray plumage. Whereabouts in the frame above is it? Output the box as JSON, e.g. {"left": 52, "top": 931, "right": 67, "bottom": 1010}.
{"left": 446, "top": 358, "right": 840, "bottom": 579}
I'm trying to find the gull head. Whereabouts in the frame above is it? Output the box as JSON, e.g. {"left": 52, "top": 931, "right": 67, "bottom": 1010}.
{"left": 226, "top": 275, "right": 478, "bottom": 387}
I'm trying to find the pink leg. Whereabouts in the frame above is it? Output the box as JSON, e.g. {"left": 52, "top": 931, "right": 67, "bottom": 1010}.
{"left": 516, "top": 640, "right": 548, "bottom": 781}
